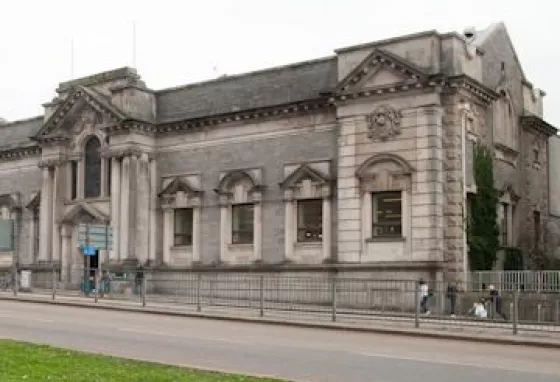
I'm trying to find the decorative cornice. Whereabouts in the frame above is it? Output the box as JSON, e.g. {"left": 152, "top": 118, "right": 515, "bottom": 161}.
{"left": 38, "top": 157, "right": 67, "bottom": 169}
{"left": 446, "top": 75, "right": 500, "bottom": 103}
{"left": 520, "top": 115, "right": 557, "bottom": 137}
{"left": 155, "top": 99, "right": 331, "bottom": 136}
{"left": 35, "top": 86, "right": 125, "bottom": 141}
{"left": 103, "top": 120, "right": 157, "bottom": 136}
{"left": 0, "top": 145, "right": 41, "bottom": 161}
{"left": 100, "top": 147, "right": 155, "bottom": 160}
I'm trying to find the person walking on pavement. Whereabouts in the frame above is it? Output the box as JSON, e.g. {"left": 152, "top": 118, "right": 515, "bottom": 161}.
{"left": 447, "top": 283, "right": 458, "bottom": 317}
{"left": 419, "top": 279, "right": 430, "bottom": 314}
{"left": 488, "top": 284, "right": 507, "bottom": 320}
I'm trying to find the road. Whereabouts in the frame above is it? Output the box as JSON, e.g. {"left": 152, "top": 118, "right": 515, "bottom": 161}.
{"left": 0, "top": 301, "right": 558, "bottom": 382}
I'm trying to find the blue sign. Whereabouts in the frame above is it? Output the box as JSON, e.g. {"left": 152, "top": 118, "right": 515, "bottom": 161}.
{"left": 82, "top": 245, "right": 97, "bottom": 256}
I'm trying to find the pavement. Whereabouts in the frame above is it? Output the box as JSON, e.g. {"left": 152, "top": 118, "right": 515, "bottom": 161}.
{"left": 1, "top": 290, "right": 560, "bottom": 348}
{"left": 0, "top": 300, "right": 559, "bottom": 382}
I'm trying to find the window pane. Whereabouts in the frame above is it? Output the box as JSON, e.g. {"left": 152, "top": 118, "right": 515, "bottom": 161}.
{"left": 232, "top": 204, "right": 254, "bottom": 244}
{"left": 84, "top": 137, "right": 101, "bottom": 198}
{"left": 297, "top": 199, "right": 323, "bottom": 242}
{"left": 372, "top": 192, "right": 402, "bottom": 237}
{"left": 173, "top": 208, "right": 193, "bottom": 246}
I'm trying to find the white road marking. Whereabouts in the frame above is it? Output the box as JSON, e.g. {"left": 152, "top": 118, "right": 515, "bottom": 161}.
{"left": 356, "top": 351, "right": 558, "bottom": 375}
{"left": 117, "top": 327, "right": 253, "bottom": 346}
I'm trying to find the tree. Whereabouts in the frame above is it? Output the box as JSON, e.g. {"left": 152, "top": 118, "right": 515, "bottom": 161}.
{"left": 467, "top": 144, "right": 500, "bottom": 270}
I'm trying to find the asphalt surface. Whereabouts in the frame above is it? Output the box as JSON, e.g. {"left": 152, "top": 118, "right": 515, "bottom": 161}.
{"left": 0, "top": 301, "right": 559, "bottom": 382}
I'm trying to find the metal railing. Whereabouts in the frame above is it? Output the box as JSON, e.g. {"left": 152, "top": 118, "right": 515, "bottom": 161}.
{"left": 469, "top": 271, "right": 560, "bottom": 293}
{"left": 4, "top": 267, "right": 560, "bottom": 336}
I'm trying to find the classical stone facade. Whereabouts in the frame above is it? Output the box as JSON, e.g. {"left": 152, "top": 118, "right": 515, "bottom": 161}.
{"left": 0, "top": 22, "right": 557, "bottom": 284}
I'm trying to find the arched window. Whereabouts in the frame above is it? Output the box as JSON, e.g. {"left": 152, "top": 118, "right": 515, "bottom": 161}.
{"left": 84, "top": 136, "right": 102, "bottom": 198}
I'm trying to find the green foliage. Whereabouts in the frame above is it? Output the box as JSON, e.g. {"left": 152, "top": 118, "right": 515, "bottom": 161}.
{"left": 467, "top": 144, "right": 500, "bottom": 271}
{"left": 503, "top": 247, "right": 524, "bottom": 270}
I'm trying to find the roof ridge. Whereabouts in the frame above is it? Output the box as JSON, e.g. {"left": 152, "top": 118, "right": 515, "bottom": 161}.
{"left": 0, "top": 115, "right": 43, "bottom": 128}
{"left": 154, "top": 55, "right": 336, "bottom": 94}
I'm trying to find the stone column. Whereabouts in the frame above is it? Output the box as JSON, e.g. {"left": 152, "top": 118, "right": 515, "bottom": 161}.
{"left": 77, "top": 158, "right": 85, "bottom": 199}
{"left": 135, "top": 153, "right": 150, "bottom": 265}
{"left": 51, "top": 165, "right": 62, "bottom": 262}
{"left": 61, "top": 225, "right": 72, "bottom": 284}
{"left": 38, "top": 166, "right": 53, "bottom": 262}
{"left": 253, "top": 192, "right": 262, "bottom": 261}
{"left": 148, "top": 159, "right": 158, "bottom": 264}
{"left": 322, "top": 196, "right": 331, "bottom": 261}
{"left": 119, "top": 156, "right": 130, "bottom": 260}
{"left": 110, "top": 157, "right": 121, "bottom": 261}
{"left": 192, "top": 207, "right": 201, "bottom": 262}
{"left": 162, "top": 209, "right": 173, "bottom": 264}
{"left": 28, "top": 211, "right": 37, "bottom": 263}
{"left": 284, "top": 196, "right": 294, "bottom": 261}
{"left": 219, "top": 197, "right": 228, "bottom": 262}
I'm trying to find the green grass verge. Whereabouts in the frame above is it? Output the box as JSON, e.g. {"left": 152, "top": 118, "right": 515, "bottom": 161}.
{"left": 0, "top": 340, "right": 284, "bottom": 382}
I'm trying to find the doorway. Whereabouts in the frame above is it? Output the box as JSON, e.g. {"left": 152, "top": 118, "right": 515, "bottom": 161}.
{"left": 82, "top": 250, "right": 99, "bottom": 295}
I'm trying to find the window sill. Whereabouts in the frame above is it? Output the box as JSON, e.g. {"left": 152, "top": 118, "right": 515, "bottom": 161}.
{"left": 228, "top": 243, "right": 254, "bottom": 249}
{"left": 171, "top": 245, "right": 193, "bottom": 250}
{"left": 295, "top": 241, "right": 322, "bottom": 247}
{"left": 366, "top": 236, "right": 406, "bottom": 243}
{"left": 65, "top": 197, "right": 111, "bottom": 205}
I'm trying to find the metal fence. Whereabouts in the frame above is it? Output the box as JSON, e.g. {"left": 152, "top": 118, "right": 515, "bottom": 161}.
{"left": 469, "top": 271, "right": 560, "bottom": 293}
{"left": 4, "top": 267, "right": 559, "bottom": 336}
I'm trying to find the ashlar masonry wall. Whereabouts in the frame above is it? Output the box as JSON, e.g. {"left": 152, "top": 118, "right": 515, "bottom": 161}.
{"left": 336, "top": 92, "right": 444, "bottom": 267}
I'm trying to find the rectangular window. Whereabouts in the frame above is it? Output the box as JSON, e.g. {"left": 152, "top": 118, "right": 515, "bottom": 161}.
{"left": 232, "top": 204, "right": 254, "bottom": 244}
{"left": 372, "top": 192, "right": 402, "bottom": 237}
{"left": 534, "top": 211, "right": 541, "bottom": 249}
{"left": 71, "top": 161, "right": 78, "bottom": 200}
{"left": 173, "top": 208, "right": 193, "bottom": 246}
{"left": 297, "top": 199, "right": 323, "bottom": 242}
{"left": 500, "top": 203, "right": 508, "bottom": 246}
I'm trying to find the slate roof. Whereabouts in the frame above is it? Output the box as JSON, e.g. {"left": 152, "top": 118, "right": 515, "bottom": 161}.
{"left": 155, "top": 56, "right": 337, "bottom": 123}
{"left": 0, "top": 116, "right": 42, "bottom": 150}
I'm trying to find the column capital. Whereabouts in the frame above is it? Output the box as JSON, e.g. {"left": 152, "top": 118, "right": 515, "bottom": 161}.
{"left": 38, "top": 157, "right": 67, "bottom": 169}
{"left": 101, "top": 147, "right": 156, "bottom": 160}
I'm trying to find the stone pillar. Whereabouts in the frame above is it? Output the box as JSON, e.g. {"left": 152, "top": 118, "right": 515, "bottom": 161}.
{"left": 322, "top": 196, "right": 331, "bottom": 261}
{"left": 61, "top": 225, "right": 72, "bottom": 284}
{"left": 192, "top": 207, "right": 201, "bottom": 262}
{"left": 162, "top": 209, "right": 173, "bottom": 264}
{"left": 135, "top": 153, "right": 150, "bottom": 264}
{"left": 284, "top": 198, "right": 294, "bottom": 261}
{"left": 148, "top": 159, "right": 158, "bottom": 264}
{"left": 51, "top": 165, "right": 62, "bottom": 262}
{"left": 110, "top": 157, "right": 121, "bottom": 261}
{"left": 253, "top": 200, "right": 262, "bottom": 261}
{"left": 77, "top": 159, "right": 85, "bottom": 199}
{"left": 38, "top": 166, "right": 53, "bottom": 262}
{"left": 28, "top": 211, "right": 37, "bottom": 263}
{"left": 119, "top": 156, "right": 131, "bottom": 260}
{"left": 219, "top": 198, "right": 228, "bottom": 262}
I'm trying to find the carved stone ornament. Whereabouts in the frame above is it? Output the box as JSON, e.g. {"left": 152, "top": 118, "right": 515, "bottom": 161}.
{"left": 72, "top": 109, "right": 102, "bottom": 135}
{"left": 366, "top": 105, "right": 402, "bottom": 141}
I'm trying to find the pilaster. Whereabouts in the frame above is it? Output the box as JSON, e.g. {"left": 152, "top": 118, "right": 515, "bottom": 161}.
{"left": 119, "top": 156, "right": 131, "bottom": 259}
{"left": 135, "top": 153, "right": 150, "bottom": 264}
{"left": 110, "top": 157, "right": 121, "bottom": 261}
{"left": 38, "top": 166, "right": 53, "bottom": 262}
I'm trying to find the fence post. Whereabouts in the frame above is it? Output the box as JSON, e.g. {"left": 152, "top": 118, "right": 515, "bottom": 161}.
{"left": 196, "top": 273, "right": 202, "bottom": 312}
{"left": 537, "top": 303, "right": 542, "bottom": 323}
{"left": 331, "top": 275, "right": 337, "bottom": 322}
{"left": 94, "top": 269, "right": 99, "bottom": 303}
{"left": 414, "top": 282, "right": 420, "bottom": 328}
{"left": 512, "top": 291, "right": 518, "bottom": 335}
{"left": 141, "top": 271, "right": 147, "bottom": 307}
{"left": 556, "top": 300, "right": 559, "bottom": 324}
{"left": 259, "top": 275, "right": 264, "bottom": 317}
{"left": 52, "top": 268, "right": 56, "bottom": 301}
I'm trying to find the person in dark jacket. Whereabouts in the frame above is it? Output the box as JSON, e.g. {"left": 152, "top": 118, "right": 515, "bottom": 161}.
{"left": 488, "top": 285, "right": 507, "bottom": 320}
{"left": 447, "top": 284, "right": 458, "bottom": 317}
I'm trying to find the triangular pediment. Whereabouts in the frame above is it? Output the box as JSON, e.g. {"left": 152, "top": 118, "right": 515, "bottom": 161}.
{"left": 25, "top": 192, "right": 41, "bottom": 211}
{"left": 159, "top": 177, "right": 202, "bottom": 196}
{"left": 280, "top": 164, "right": 330, "bottom": 189}
{"left": 337, "top": 49, "right": 427, "bottom": 94}
{"left": 61, "top": 202, "right": 109, "bottom": 224}
{"left": 34, "top": 86, "right": 128, "bottom": 141}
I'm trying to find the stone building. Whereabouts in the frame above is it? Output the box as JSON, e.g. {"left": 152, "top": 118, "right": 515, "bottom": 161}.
{"left": 0, "top": 22, "right": 556, "bottom": 286}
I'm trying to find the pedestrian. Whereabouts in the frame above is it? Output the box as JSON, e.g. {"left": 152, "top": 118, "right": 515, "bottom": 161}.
{"left": 419, "top": 279, "right": 430, "bottom": 314}
{"left": 446, "top": 283, "right": 457, "bottom": 317}
{"left": 488, "top": 285, "right": 507, "bottom": 320}
{"left": 135, "top": 266, "right": 144, "bottom": 296}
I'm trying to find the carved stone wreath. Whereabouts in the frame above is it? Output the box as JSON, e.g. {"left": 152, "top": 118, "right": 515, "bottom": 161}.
{"left": 366, "top": 105, "right": 402, "bottom": 141}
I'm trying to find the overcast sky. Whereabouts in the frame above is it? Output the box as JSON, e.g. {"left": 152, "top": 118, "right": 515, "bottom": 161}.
{"left": 1, "top": 0, "right": 558, "bottom": 126}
